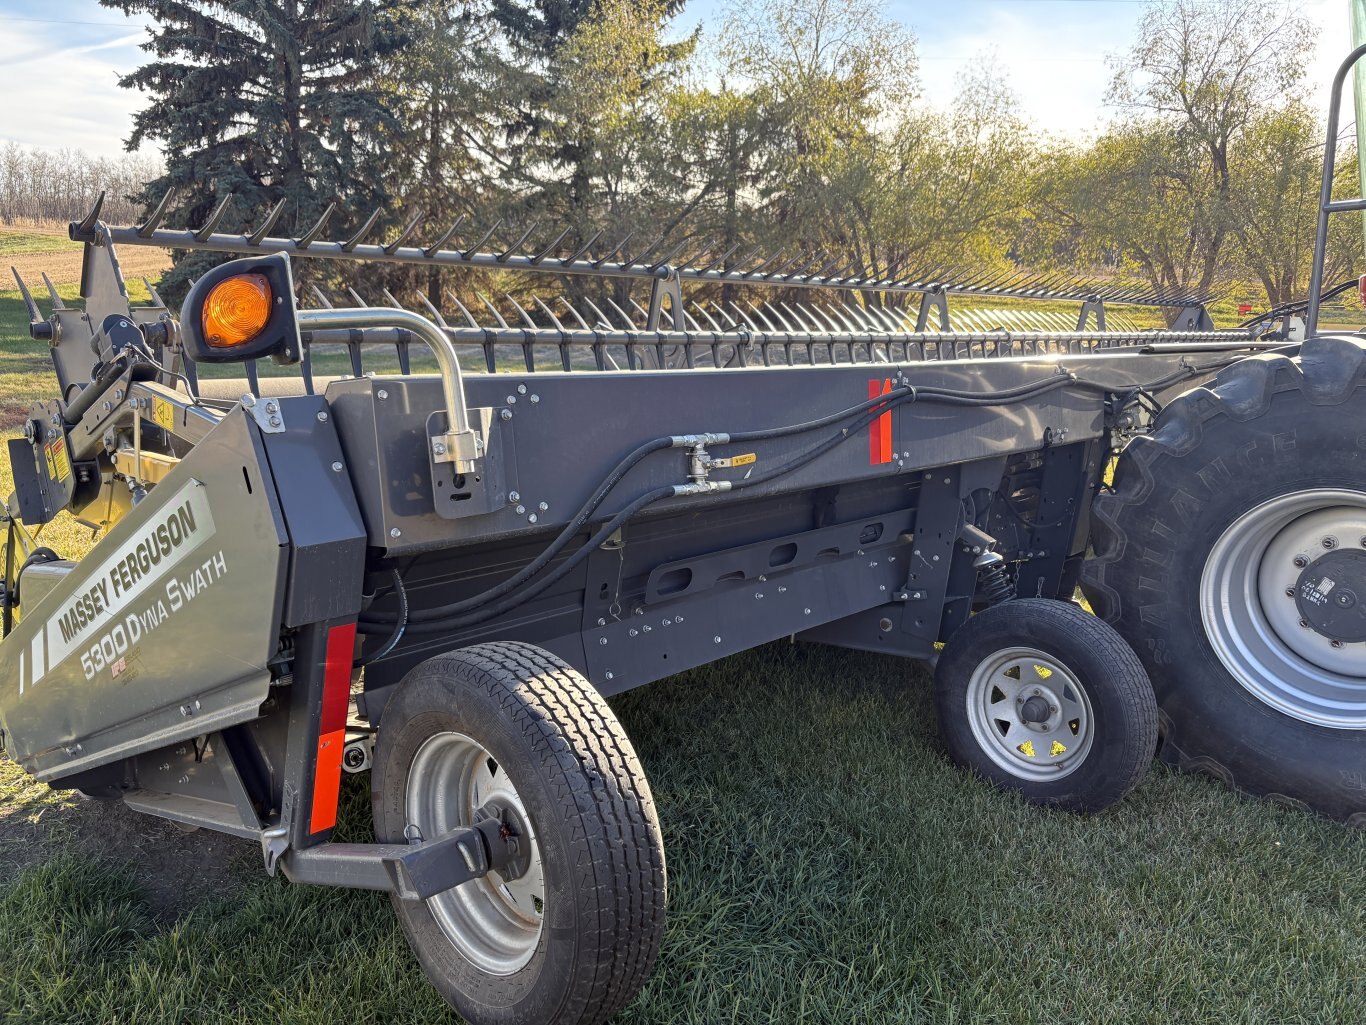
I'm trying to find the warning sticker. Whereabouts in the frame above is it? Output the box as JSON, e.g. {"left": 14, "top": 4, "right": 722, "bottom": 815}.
{"left": 44, "top": 437, "right": 71, "bottom": 483}
{"left": 152, "top": 398, "right": 177, "bottom": 432}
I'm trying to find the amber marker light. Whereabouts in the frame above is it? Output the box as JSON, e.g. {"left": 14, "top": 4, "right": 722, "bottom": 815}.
{"left": 202, "top": 273, "right": 273, "bottom": 347}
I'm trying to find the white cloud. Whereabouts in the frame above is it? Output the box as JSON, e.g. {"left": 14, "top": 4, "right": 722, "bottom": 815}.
{"left": 0, "top": 22, "right": 153, "bottom": 158}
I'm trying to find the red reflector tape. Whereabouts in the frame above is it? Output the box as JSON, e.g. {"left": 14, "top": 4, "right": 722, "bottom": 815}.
{"left": 868, "top": 378, "right": 894, "bottom": 465}
{"left": 309, "top": 622, "right": 356, "bottom": 834}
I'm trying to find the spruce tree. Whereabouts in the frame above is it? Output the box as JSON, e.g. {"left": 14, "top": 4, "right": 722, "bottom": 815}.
{"left": 101, "top": 0, "right": 412, "bottom": 298}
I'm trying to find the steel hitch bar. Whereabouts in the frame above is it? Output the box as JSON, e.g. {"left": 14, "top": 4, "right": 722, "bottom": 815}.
{"left": 277, "top": 807, "right": 526, "bottom": 901}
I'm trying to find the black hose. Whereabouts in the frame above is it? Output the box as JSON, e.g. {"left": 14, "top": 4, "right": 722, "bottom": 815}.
{"left": 356, "top": 569, "right": 408, "bottom": 664}
{"left": 357, "top": 366, "right": 1209, "bottom": 638}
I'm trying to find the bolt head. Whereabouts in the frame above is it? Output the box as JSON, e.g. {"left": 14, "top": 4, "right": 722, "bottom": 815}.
{"left": 517, "top": 384, "right": 528, "bottom": 394}
{"left": 389, "top": 527, "right": 402, "bottom": 539}
{"left": 1286, "top": 588, "right": 1296, "bottom": 598}
{"left": 316, "top": 410, "right": 328, "bottom": 422}
{"left": 377, "top": 389, "right": 389, "bottom": 400}
{"left": 265, "top": 401, "right": 278, "bottom": 414}
{"left": 599, "top": 637, "right": 608, "bottom": 646}
{"left": 500, "top": 409, "right": 512, "bottom": 421}
{"left": 528, "top": 513, "right": 538, "bottom": 523}
{"left": 432, "top": 442, "right": 446, "bottom": 455}
{"left": 713, "top": 635, "right": 722, "bottom": 643}
{"left": 331, "top": 461, "right": 343, "bottom": 472}
{"left": 605, "top": 672, "right": 614, "bottom": 681}
{"left": 530, "top": 394, "right": 540, "bottom": 404}
{"left": 1294, "top": 555, "right": 1308, "bottom": 568}
{"left": 515, "top": 505, "right": 526, "bottom": 515}
{"left": 509, "top": 491, "right": 520, "bottom": 502}
{"left": 538, "top": 501, "right": 548, "bottom": 511}
{"left": 1322, "top": 536, "right": 1339, "bottom": 550}
{"left": 1299, "top": 619, "right": 1310, "bottom": 628}
{"left": 1331, "top": 639, "right": 1344, "bottom": 648}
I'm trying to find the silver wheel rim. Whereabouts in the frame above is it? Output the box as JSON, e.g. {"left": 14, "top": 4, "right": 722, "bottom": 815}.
{"left": 404, "top": 732, "right": 545, "bottom": 975}
{"left": 965, "top": 646, "right": 1096, "bottom": 781}
{"left": 1200, "top": 489, "right": 1366, "bottom": 729}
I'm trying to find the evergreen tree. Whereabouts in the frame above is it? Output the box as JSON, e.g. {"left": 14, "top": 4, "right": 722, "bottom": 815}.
{"left": 101, "top": 0, "right": 413, "bottom": 298}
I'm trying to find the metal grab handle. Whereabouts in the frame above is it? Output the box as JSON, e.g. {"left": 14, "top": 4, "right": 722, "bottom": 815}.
{"left": 1307, "top": 41, "right": 1366, "bottom": 336}
{"left": 297, "top": 307, "right": 482, "bottom": 469}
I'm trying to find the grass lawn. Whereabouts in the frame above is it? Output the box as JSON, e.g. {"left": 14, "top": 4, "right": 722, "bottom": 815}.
{"left": 1, "top": 230, "right": 1363, "bottom": 1024}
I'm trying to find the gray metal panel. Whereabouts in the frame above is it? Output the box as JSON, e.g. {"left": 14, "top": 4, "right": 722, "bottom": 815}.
{"left": 0, "top": 410, "right": 290, "bottom": 782}
{"left": 329, "top": 351, "right": 1216, "bottom": 557}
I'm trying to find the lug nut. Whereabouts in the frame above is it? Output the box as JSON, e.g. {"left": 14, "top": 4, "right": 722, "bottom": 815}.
{"left": 1322, "top": 536, "right": 1338, "bottom": 550}
{"left": 1331, "top": 640, "right": 1344, "bottom": 649}
{"left": 1293, "top": 555, "right": 1308, "bottom": 568}
{"left": 1299, "top": 619, "right": 1310, "bottom": 629}
{"left": 1286, "top": 588, "right": 1296, "bottom": 598}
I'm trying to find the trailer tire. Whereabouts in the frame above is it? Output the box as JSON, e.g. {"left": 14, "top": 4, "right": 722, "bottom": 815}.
{"left": 372, "top": 642, "right": 666, "bottom": 1025}
{"left": 933, "top": 598, "right": 1157, "bottom": 813}
{"left": 1082, "top": 335, "right": 1366, "bottom": 826}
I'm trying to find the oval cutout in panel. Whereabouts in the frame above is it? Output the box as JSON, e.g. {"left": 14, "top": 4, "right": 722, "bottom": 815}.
{"left": 768, "top": 542, "right": 798, "bottom": 568}
{"left": 655, "top": 567, "right": 693, "bottom": 596}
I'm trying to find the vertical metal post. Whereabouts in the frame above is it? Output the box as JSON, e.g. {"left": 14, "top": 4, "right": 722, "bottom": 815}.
{"left": 1307, "top": 43, "right": 1366, "bottom": 336}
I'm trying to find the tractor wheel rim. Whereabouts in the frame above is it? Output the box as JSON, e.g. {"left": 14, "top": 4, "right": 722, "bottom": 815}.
{"left": 405, "top": 731, "right": 544, "bottom": 975}
{"left": 1201, "top": 488, "right": 1366, "bottom": 729}
{"left": 965, "top": 646, "right": 1095, "bottom": 781}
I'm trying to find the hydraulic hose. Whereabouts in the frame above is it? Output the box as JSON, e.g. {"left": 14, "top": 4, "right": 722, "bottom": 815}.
{"left": 357, "top": 363, "right": 1221, "bottom": 639}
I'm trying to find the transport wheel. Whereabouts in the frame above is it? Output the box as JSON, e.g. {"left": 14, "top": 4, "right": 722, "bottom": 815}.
{"left": 1083, "top": 335, "right": 1366, "bottom": 826}
{"left": 933, "top": 598, "right": 1158, "bottom": 813}
{"left": 372, "top": 642, "right": 666, "bottom": 1025}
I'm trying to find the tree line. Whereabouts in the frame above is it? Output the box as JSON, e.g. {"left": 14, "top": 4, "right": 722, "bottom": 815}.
{"left": 18, "top": 0, "right": 1363, "bottom": 314}
{"left": 0, "top": 145, "right": 160, "bottom": 225}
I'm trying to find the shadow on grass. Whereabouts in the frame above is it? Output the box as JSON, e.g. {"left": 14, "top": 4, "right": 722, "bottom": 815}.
{"left": 2, "top": 643, "right": 1363, "bottom": 1024}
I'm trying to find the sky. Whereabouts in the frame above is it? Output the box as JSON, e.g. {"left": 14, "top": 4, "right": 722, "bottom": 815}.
{"left": 0, "top": 0, "right": 1353, "bottom": 159}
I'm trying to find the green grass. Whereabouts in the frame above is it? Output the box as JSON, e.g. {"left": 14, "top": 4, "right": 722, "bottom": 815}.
{"left": 2, "top": 239, "right": 1364, "bottom": 1023}
{"left": 1, "top": 648, "right": 1364, "bottom": 1024}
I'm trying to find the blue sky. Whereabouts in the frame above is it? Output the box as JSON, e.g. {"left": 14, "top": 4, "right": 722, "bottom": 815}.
{"left": 0, "top": 0, "right": 1349, "bottom": 158}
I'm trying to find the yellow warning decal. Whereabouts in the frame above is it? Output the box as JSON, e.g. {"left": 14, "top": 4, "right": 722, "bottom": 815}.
{"left": 1033, "top": 664, "right": 1054, "bottom": 680}
{"left": 1050, "top": 740, "right": 1067, "bottom": 757}
{"left": 152, "top": 398, "right": 177, "bottom": 432}
{"left": 730, "top": 452, "right": 757, "bottom": 467}
{"left": 1017, "top": 740, "right": 1036, "bottom": 758}
{"left": 45, "top": 437, "right": 71, "bottom": 483}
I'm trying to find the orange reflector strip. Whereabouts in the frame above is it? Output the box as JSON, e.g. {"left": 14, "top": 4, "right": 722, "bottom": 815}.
{"left": 868, "top": 378, "right": 894, "bottom": 465}
{"left": 309, "top": 622, "right": 356, "bottom": 834}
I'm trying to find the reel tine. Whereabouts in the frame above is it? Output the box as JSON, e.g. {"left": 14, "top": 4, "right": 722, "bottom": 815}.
{"left": 445, "top": 290, "right": 480, "bottom": 328}
{"left": 309, "top": 284, "right": 334, "bottom": 309}
{"left": 746, "top": 249, "right": 786, "bottom": 277}
{"left": 249, "top": 199, "right": 288, "bottom": 245}
{"left": 346, "top": 287, "right": 369, "bottom": 307}
{"left": 73, "top": 191, "right": 106, "bottom": 237}
{"left": 135, "top": 188, "right": 175, "bottom": 238}
{"left": 505, "top": 293, "right": 537, "bottom": 329}
{"left": 342, "top": 207, "right": 384, "bottom": 252}
{"left": 695, "top": 242, "right": 741, "bottom": 275}
{"left": 691, "top": 301, "right": 724, "bottom": 332}
{"left": 415, "top": 292, "right": 448, "bottom": 328}
{"left": 42, "top": 273, "right": 66, "bottom": 309}
{"left": 141, "top": 277, "right": 166, "bottom": 310}
{"left": 594, "top": 232, "right": 634, "bottom": 268}
{"left": 476, "top": 291, "right": 510, "bottom": 329}
{"left": 533, "top": 295, "right": 566, "bottom": 331}
{"left": 607, "top": 297, "right": 643, "bottom": 328}
{"left": 423, "top": 214, "right": 466, "bottom": 257}
{"left": 631, "top": 235, "right": 667, "bottom": 267}
{"left": 531, "top": 226, "right": 572, "bottom": 264}
{"left": 11, "top": 268, "right": 41, "bottom": 321}
{"left": 381, "top": 287, "right": 406, "bottom": 310}
{"left": 463, "top": 219, "right": 503, "bottom": 259}
{"left": 384, "top": 209, "right": 424, "bottom": 255}
{"left": 649, "top": 237, "right": 691, "bottom": 270}
{"left": 563, "top": 229, "right": 603, "bottom": 265}
{"left": 557, "top": 298, "right": 592, "bottom": 331}
{"left": 498, "top": 221, "right": 539, "bottom": 262}
{"left": 193, "top": 194, "right": 233, "bottom": 242}
{"left": 580, "top": 296, "right": 618, "bottom": 330}
{"left": 294, "top": 202, "right": 336, "bottom": 249}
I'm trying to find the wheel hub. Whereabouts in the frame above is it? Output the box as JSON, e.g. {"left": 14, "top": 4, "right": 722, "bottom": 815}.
{"left": 1201, "top": 490, "right": 1366, "bottom": 728}
{"left": 1294, "top": 549, "right": 1366, "bottom": 643}
{"left": 965, "top": 647, "right": 1095, "bottom": 781}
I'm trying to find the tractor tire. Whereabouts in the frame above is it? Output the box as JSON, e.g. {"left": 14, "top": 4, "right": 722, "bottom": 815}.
{"left": 372, "top": 642, "right": 666, "bottom": 1025}
{"left": 934, "top": 598, "right": 1158, "bottom": 813}
{"left": 1083, "top": 334, "right": 1366, "bottom": 827}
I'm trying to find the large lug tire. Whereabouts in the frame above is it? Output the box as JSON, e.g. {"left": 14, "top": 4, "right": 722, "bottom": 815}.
{"left": 933, "top": 598, "right": 1158, "bottom": 813}
{"left": 372, "top": 642, "right": 667, "bottom": 1025}
{"left": 1083, "top": 335, "right": 1366, "bottom": 826}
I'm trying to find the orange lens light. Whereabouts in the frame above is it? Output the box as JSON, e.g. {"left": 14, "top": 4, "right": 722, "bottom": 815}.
{"left": 202, "top": 273, "right": 273, "bottom": 347}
